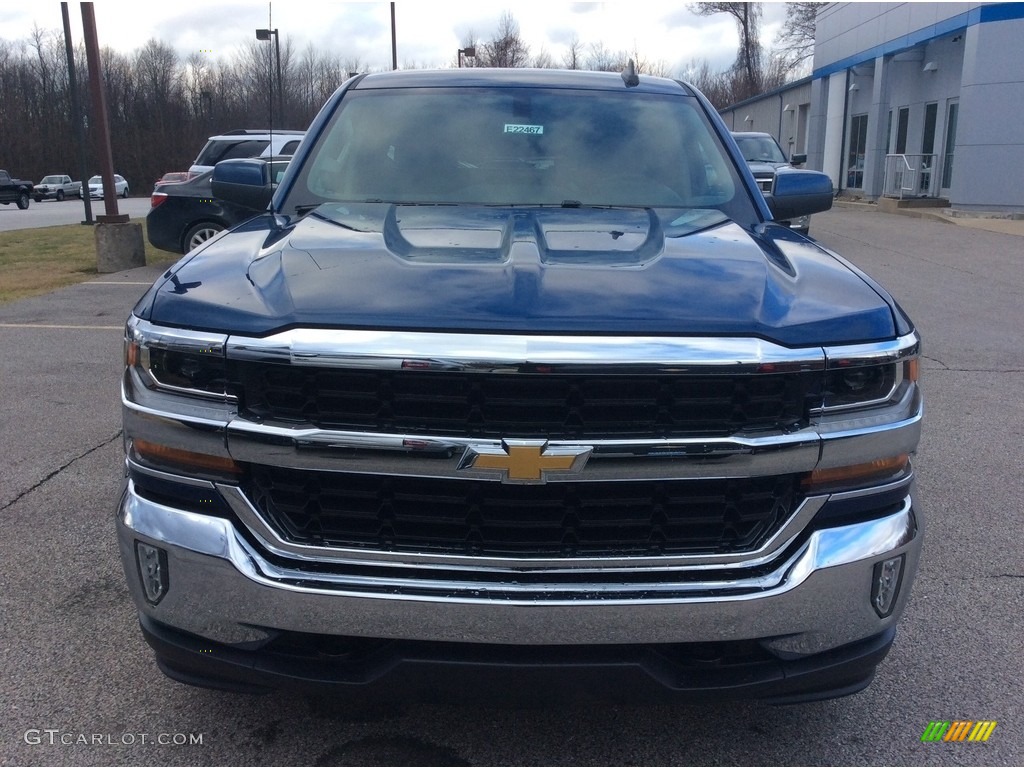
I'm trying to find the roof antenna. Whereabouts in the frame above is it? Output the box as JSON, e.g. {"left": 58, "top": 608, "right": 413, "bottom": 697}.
{"left": 621, "top": 59, "right": 640, "bottom": 88}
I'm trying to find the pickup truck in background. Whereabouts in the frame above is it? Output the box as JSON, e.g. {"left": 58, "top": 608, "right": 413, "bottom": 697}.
{"left": 732, "top": 131, "right": 813, "bottom": 235}
{"left": 119, "top": 68, "right": 923, "bottom": 704}
{"left": 0, "top": 170, "right": 34, "bottom": 209}
{"left": 34, "top": 174, "right": 82, "bottom": 202}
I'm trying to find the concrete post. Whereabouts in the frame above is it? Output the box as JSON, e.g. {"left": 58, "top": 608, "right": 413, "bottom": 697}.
{"left": 95, "top": 223, "right": 146, "bottom": 273}
{"left": 822, "top": 71, "right": 848, "bottom": 188}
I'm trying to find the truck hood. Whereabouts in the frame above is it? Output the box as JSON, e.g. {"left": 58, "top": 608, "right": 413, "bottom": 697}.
{"left": 746, "top": 161, "right": 789, "bottom": 176}
{"left": 140, "top": 204, "right": 897, "bottom": 345}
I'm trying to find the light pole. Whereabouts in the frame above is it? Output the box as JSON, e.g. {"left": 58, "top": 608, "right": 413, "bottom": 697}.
{"left": 256, "top": 28, "right": 283, "bottom": 126}
{"left": 458, "top": 46, "right": 475, "bottom": 68}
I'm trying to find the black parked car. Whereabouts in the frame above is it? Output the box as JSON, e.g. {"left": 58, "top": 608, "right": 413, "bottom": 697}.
{"left": 147, "top": 159, "right": 289, "bottom": 254}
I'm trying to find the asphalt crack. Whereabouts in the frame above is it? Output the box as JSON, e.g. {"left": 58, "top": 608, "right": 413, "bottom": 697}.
{"left": 921, "top": 355, "right": 1024, "bottom": 374}
{"left": 2, "top": 430, "right": 123, "bottom": 512}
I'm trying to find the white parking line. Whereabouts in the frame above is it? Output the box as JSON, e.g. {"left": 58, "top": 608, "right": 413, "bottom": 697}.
{"left": 0, "top": 323, "right": 123, "bottom": 330}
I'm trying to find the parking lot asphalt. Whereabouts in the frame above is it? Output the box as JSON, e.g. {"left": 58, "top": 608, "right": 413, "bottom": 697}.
{"left": 1, "top": 207, "right": 1022, "bottom": 766}
{"left": 0, "top": 197, "right": 152, "bottom": 232}
{"left": 834, "top": 198, "right": 1024, "bottom": 239}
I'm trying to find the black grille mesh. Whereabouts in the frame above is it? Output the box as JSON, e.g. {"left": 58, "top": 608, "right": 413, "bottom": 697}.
{"left": 246, "top": 468, "right": 801, "bottom": 558}
{"left": 233, "top": 364, "right": 815, "bottom": 439}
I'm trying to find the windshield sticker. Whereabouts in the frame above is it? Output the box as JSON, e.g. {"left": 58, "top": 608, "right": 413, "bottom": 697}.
{"left": 504, "top": 124, "right": 544, "bottom": 135}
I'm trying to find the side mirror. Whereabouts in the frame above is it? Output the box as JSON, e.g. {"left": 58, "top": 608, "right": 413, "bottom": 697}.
{"left": 765, "top": 168, "right": 833, "bottom": 221}
{"left": 211, "top": 159, "right": 275, "bottom": 211}
{"left": 790, "top": 153, "right": 807, "bottom": 166}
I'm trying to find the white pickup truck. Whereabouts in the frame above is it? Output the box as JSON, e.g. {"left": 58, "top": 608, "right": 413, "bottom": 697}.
{"left": 33, "top": 174, "right": 82, "bottom": 202}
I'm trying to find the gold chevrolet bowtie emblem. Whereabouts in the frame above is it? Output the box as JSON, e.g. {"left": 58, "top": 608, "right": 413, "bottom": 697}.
{"left": 459, "top": 440, "right": 592, "bottom": 484}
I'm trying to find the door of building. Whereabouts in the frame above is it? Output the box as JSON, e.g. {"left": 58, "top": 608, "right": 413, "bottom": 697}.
{"left": 894, "top": 107, "right": 910, "bottom": 154}
{"left": 941, "top": 100, "right": 959, "bottom": 195}
{"left": 920, "top": 102, "right": 938, "bottom": 195}
{"left": 885, "top": 107, "right": 911, "bottom": 196}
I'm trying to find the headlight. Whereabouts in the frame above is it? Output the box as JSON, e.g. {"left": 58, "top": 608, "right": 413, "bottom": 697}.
{"left": 125, "top": 318, "right": 234, "bottom": 401}
{"left": 818, "top": 336, "right": 920, "bottom": 413}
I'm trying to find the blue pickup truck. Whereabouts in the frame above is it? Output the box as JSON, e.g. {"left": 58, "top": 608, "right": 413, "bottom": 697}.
{"left": 119, "top": 67, "right": 923, "bottom": 703}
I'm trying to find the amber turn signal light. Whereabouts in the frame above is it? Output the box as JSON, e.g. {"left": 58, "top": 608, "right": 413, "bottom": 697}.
{"left": 802, "top": 454, "right": 909, "bottom": 492}
{"left": 133, "top": 438, "right": 241, "bottom": 476}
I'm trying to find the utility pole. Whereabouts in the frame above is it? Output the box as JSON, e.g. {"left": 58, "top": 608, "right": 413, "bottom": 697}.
{"left": 61, "top": 2, "right": 93, "bottom": 224}
{"left": 391, "top": 2, "right": 397, "bottom": 70}
{"left": 80, "top": 2, "right": 145, "bottom": 271}
{"left": 81, "top": 2, "right": 124, "bottom": 222}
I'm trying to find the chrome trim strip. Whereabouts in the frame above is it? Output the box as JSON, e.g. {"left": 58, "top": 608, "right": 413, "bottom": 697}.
{"left": 127, "top": 457, "right": 217, "bottom": 490}
{"left": 217, "top": 482, "right": 828, "bottom": 571}
{"left": 797, "top": 497, "right": 915, "bottom": 573}
{"left": 823, "top": 332, "right": 921, "bottom": 369}
{"left": 122, "top": 372, "right": 234, "bottom": 462}
{"left": 224, "top": 418, "right": 823, "bottom": 480}
{"left": 824, "top": 473, "right": 914, "bottom": 502}
{"left": 138, "top": 377, "right": 237, "bottom": 404}
{"left": 817, "top": 387, "right": 923, "bottom": 469}
{"left": 225, "top": 329, "right": 826, "bottom": 374}
{"left": 127, "top": 316, "right": 230, "bottom": 352}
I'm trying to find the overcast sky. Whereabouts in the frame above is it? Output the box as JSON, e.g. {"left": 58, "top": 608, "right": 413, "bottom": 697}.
{"left": 0, "top": 1, "right": 791, "bottom": 77}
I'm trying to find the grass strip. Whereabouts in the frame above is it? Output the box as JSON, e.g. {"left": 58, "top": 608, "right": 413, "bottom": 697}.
{"left": 0, "top": 222, "right": 176, "bottom": 303}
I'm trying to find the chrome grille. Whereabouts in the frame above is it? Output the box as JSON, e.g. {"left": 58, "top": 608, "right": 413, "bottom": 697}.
{"left": 245, "top": 468, "right": 801, "bottom": 558}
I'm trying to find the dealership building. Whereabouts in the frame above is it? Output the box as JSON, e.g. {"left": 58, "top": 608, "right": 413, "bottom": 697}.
{"left": 719, "top": 2, "right": 1024, "bottom": 212}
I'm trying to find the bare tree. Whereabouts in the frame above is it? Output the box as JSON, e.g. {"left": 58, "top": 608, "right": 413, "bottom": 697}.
{"left": 585, "top": 41, "right": 626, "bottom": 72}
{"left": 690, "top": 2, "right": 764, "bottom": 99}
{"left": 479, "top": 11, "right": 530, "bottom": 68}
{"left": 532, "top": 46, "right": 555, "bottom": 69}
{"left": 183, "top": 51, "right": 214, "bottom": 122}
{"left": 629, "top": 44, "right": 674, "bottom": 77}
{"left": 561, "top": 34, "right": 584, "bottom": 70}
{"left": 681, "top": 57, "right": 733, "bottom": 107}
{"left": 775, "top": 1, "right": 818, "bottom": 73}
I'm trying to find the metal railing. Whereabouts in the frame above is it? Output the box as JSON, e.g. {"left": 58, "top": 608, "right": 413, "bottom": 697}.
{"left": 883, "top": 154, "right": 940, "bottom": 199}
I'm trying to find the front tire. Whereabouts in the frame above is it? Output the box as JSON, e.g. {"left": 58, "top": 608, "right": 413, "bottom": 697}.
{"left": 16, "top": 192, "right": 30, "bottom": 210}
{"left": 121, "top": 186, "right": 129, "bottom": 198}
{"left": 56, "top": 189, "right": 65, "bottom": 202}
{"left": 184, "top": 222, "right": 225, "bottom": 252}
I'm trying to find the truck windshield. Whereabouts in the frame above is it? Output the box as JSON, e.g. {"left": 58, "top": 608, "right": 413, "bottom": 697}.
{"left": 291, "top": 87, "right": 746, "bottom": 217}
{"left": 734, "top": 135, "right": 788, "bottom": 164}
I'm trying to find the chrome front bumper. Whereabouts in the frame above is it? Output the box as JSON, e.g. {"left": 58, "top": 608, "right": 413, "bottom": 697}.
{"left": 118, "top": 479, "right": 921, "bottom": 657}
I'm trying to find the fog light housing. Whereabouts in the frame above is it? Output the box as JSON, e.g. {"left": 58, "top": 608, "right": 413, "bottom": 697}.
{"left": 871, "top": 555, "right": 905, "bottom": 617}
{"left": 135, "top": 541, "right": 168, "bottom": 605}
